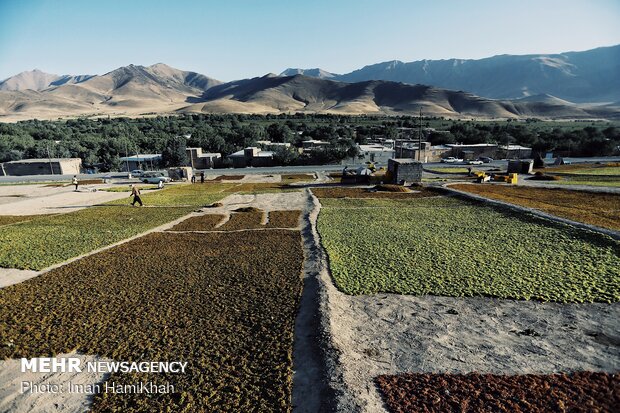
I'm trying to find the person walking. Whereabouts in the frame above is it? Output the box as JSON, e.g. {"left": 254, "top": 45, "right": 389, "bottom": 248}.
{"left": 130, "top": 184, "right": 143, "bottom": 206}
{"left": 191, "top": 174, "right": 196, "bottom": 184}
{"left": 200, "top": 171, "right": 205, "bottom": 183}
{"left": 72, "top": 175, "right": 79, "bottom": 191}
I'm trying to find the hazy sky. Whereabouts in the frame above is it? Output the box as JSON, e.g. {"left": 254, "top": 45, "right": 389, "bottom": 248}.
{"left": 1, "top": 0, "right": 619, "bottom": 81}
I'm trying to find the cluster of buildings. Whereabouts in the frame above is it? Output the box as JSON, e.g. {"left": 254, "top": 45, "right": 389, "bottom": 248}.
{"left": 0, "top": 130, "right": 535, "bottom": 176}
{"left": 342, "top": 140, "right": 532, "bottom": 165}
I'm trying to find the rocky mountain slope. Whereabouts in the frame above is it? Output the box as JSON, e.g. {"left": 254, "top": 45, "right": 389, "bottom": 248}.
{"left": 0, "top": 62, "right": 618, "bottom": 121}
{"left": 284, "top": 45, "right": 620, "bottom": 103}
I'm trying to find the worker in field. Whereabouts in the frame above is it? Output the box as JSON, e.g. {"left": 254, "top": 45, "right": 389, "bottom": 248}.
{"left": 130, "top": 184, "right": 143, "bottom": 207}
{"left": 72, "top": 175, "right": 79, "bottom": 191}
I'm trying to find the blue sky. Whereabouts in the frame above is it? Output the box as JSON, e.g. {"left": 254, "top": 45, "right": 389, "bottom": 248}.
{"left": 0, "top": 0, "right": 619, "bottom": 81}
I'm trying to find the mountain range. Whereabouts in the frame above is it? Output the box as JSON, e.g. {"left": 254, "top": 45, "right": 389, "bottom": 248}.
{"left": 282, "top": 45, "right": 620, "bottom": 103}
{"left": 0, "top": 46, "right": 618, "bottom": 122}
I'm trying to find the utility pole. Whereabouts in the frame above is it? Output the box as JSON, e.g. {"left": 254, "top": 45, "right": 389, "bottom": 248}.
{"left": 134, "top": 144, "right": 141, "bottom": 170}
{"left": 417, "top": 108, "right": 422, "bottom": 162}
{"left": 47, "top": 144, "right": 54, "bottom": 175}
{"left": 124, "top": 142, "right": 130, "bottom": 174}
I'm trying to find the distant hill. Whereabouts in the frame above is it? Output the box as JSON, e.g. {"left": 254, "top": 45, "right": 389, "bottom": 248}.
{"left": 181, "top": 74, "right": 617, "bottom": 119}
{"left": 0, "top": 69, "right": 95, "bottom": 91}
{"left": 0, "top": 63, "right": 618, "bottom": 121}
{"left": 280, "top": 68, "right": 337, "bottom": 79}
{"left": 0, "top": 64, "right": 222, "bottom": 120}
{"left": 288, "top": 45, "right": 620, "bottom": 103}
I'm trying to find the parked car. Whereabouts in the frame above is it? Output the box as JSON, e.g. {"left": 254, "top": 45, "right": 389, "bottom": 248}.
{"left": 441, "top": 157, "right": 463, "bottom": 163}
{"left": 478, "top": 157, "right": 494, "bottom": 163}
{"left": 142, "top": 172, "right": 171, "bottom": 184}
{"left": 130, "top": 169, "right": 144, "bottom": 177}
{"left": 467, "top": 159, "right": 484, "bottom": 165}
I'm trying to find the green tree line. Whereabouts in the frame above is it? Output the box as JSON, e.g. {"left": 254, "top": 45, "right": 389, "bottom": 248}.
{"left": 0, "top": 114, "right": 618, "bottom": 171}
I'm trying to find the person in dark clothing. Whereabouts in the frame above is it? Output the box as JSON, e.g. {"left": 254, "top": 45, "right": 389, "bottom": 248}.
{"left": 191, "top": 174, "right": 196, "bottom": 184}
{"left": 130, "top": 185, "right": 143, "bottom": 206}
{"left": 200, "top": 172, "right": 205, "bottom": 183}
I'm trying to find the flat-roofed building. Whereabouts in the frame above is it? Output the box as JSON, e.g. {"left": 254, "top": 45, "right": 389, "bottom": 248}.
{"left": 444, "top": 144, "right": 498, "bottom": 160}
{"left": 228, "top": 147, "right": 274, "bottom": 168}
{"left": 1, "top": 158, "right": 82, "bottom": 176}
{"left": 343, "top": 144, "right": 395, "bottom": 165}
{"left": 186, "top": 148, "right": 221, "bottom": 169}
{"left": 302, "top": 140, "right": 331, "bottom": 152}
{"left": 119, "top": 154, "right": 162, "bottom": 171}
{"left": 500, "top": 144, "right": 532, "bottom": 159}
{"left": 387, "top": 158, "right": 423, "bottom": 184}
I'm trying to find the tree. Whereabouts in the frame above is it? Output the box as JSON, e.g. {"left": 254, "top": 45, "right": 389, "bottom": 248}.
{"left": 266, "top": 123, "right": 294, "bottom": 143}
{"left": 272, "top": 146, "right": 299, "bottom": 165}
{"left": 97, "top": 142, "right": 121, "bottom": 172}
{"left": 161, "top": 137, "right": 189, "bottom": 167}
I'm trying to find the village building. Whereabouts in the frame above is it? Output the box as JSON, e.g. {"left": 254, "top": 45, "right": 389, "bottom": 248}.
{"left": 387, "top": 158, "right": 423, "bottom": 184}
{"left": 256, "top": 140, "right": 292, "bottom": 150}
{"left": 1, "top": 158, "right": 82, "bottom": 176}
{"left": 301, "top": 140, "right": 331, "bottom": 153}
{"left": 119, "top": 154, "right": 162, "bottom": 171}
{"left": 344, "top": 144, "right": 395, "bottom": 165}
{"left": 500, "top": 144, "right": 532, "bottom": 159}
{"left": 186, "top": 148, "right": 221, "bottom": 169}
{"left": 394, "top": 141, "right": 446, "bottom": 162}
{"left": 228, "top": 147, "right": 274, "bottom": 168}
{"left": 443, "top": 143, "right": 498, "bottom": 160}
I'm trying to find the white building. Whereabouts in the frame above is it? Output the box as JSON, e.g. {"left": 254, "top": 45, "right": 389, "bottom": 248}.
{"left": 119, "top": 154, "right": 162, "bottom": 171}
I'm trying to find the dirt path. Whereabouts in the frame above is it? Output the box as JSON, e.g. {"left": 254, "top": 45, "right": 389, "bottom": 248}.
{"left": 0, "top": 184, "right": 128, "bottom": 215}
{"left": 305, "top": 190, "right": 620, "bottom": 413}
{"left": 0, "top": 353, "right": 110, "bottom": 413}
